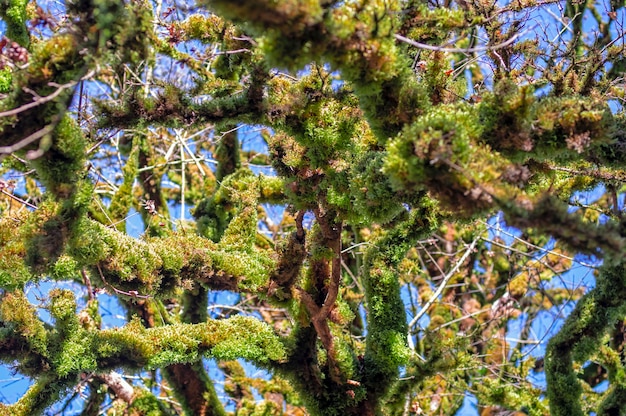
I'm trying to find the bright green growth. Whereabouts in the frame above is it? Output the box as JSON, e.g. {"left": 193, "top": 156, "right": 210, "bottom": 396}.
{"left": 545, "top": 262, "right": 626, "bottom": 416}
{"left": 0, "top": 290, "right": 49, "bottom": 361}
{"left": 0, "top": 216, "right": 31, "bottom": 290}
{"left": 361, "top": 202, "right": 438, "bottom": 405}
{"left": 0, "top": 68, "right": 12, "bottom": 93}
{"left": 4, "top": 0, "right": 626, "bottom": 414}
{"left": 0, "top": 0, "right": 30, "bottom": 47}
{"left": 30, "top": 115, "right": 86, "bottom": 198}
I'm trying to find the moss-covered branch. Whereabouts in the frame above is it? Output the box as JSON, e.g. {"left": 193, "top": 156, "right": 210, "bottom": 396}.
{"left": 202, "top": 0, "right": 429, "bottom": 140}
{"left": 545, "top": 262, "right": 626, "bottom": 416}
{"left": 0, "top": 289, "right": 286, "bottom": 415}
{"left": 360, "top": 197, "right": 439, "bottom": 412}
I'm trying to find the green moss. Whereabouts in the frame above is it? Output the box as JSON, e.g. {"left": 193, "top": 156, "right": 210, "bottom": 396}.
{"left": 545, "top": 262, "right": 626, "bottom": 416}
{"left": 178, "top": 14, "right": 226, "bottom": 43}
{"left": 476, "top": 377, "right": 548, "bottom": 415}
{"left": 126, "top": 389, "right": 171, "bottom": 416}
{"left": 50, "top": 255, "right": 78, "bottom": 280}
{"left": 48, "top": 289, "right": 77, "bottom": 322}
{"left": 332, "top": 335, "right": 358, "bottom": 380}
{"left": 79, "top": 299, "right": 101, "bottom": 331}
{"left": 404, "top": 5, "right": 465, "bottom": 40}
{"left": 0, "top": 290, "right": 48, "bottom": 357}
{"left": 0, "top": 230, "right": 31, "bottom": 290}
{"left": 258, "top": 175, "right": 286, "bottom": 203}
{"left": 68, "top": 218, "right": 169, "bottom": 295}
{"left": 114, "top": 0, "right": 155, "bottom": 64}
{"left": 386, "top": 103, "right": 480, "bottom": 183}
{"left": 220, "top": 205, "right": 257, "bottom": 251}
{"left": 202, "top": 316, "right": 287, "bottom": 364}
{"left": 30, "top": 115, "right": 86, "bottom": 197}
{"left": 85, "top": 316, "right": 287, "bottom": 371}
{"left": 0, "top": 0, "right": 30, "bottom": 46}
{"left": 350, "top": 151, "right": 404, "bottom": 224}
{"left": 360, "top": 204, "right": 438, "bottom": 404}
{"left": 0, "top": 68, "right": 12, "bottom": 93}
{"left": 215, "top": 127, "right": 241, "bottom": 181}
{"left": 210, "top": 250, "right": 273, "bottom": 292}
{"left": 27, "top": 34, "right": 82, "bottom": 85}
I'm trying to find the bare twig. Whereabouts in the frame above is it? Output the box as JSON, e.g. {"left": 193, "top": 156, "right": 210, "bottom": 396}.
{"left": 0, "top": 187, "right": 38, "bottom": 209}
{"left": 394, "top": 30, "right": 524, "bottom": 54}
{"left": 0, "top": 83, "right": 76, "bottom": 118}
{"left": 408, "top": 237, "right": 479, "bottom": 332}
{"left": 0, "top": 124, "right": 54, "bottom": 156}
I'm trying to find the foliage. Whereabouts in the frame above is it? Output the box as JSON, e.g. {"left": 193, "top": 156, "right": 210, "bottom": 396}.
{"left": 1, "top": 0, "right": 626, "bottom": 415}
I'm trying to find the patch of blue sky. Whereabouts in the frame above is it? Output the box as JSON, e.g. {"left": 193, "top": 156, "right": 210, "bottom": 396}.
{"left": 504, "top": 311, "right": 526, "bottom": 353}
{"left": 164, "top": 198, "right": 196, "bottom": 229}
{"left": 124, "top": 206, "right": 145, "bottom": 237}
{"left": 41, "top": 393, "right": 84, "bottom": 416}
{"left": 542, "top": 259, "right": 597, "bottom": 291}
{"left": 249, "top": 163, "right": 276, "bottom": 176}
{"left": 228, "top": 362, "right": 277, "bottom": 410}
{"left": 358, "top": 303, "right": 368, "bottom": 337}
{"left": 89, "top": 142, "right": 131, "bottom": 187}
{"left": 528, "top": 368, "right": 547, "bottom": 389}
{"left": 239, "top": 125, "right": 270, "bottom": 154}
{"left": 207, "top": 291, "right": 241, "bottom": 319}
{"left": 0, "top": 169, "right": 38, "bottom": 210}
{"left": 569, "top": 183, "right": 606, "bottom": 210}
{"left": 154, "top": 49, "right": 204, "bottom": 89}
{"left": 455, "top": 392, "right": 479, "bottom": 416}
{"left": 402, "top": 284, "right": 430, "bottom": 332}
{"left": 201, "top": 358, "right": 232, "bottom": 410}
{"left": 97, "top": 292, "right": 128, "bottom": 329}
{"left": 521, "top": 303, "right": 575, "bottom": 360}
{"left": 0, "top": 366, "right": 30, "bottom": 405}
{"left": 331, "top": 75, "right": 344, "bottom": 92}
{"left": 593, "top": 379, "right": 609, "bottom": 394}
{"left": 302, "top": 211, "right": 316, "bottom": 230}
{"left": 610, "top": 100, "right": 624, "bottom": 114}
{"left": 484, "top": 212, "right": 522, "bottom": 247}
{"left": 258, "top": 203, "right": 286, "bottom": 238}
{"left": 24, "top": 279, "right": 88, "bottom": 325}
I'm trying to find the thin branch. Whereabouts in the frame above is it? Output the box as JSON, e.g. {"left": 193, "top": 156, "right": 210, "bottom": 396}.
{"left": 394, "top": 30, "right": 524, "bottom": 54}
{"left": 479, "top": 220, "right": 599, "bottom": 269}
{"left": 408, "top": 237, "right": 479, "bottom": 331}
{"left": 0, "top": 83, "right": 76, "bottom": 118}
{"left": 0, "top": 188, "right": 38, "bottom": 209}
{"left": 0, "top": 70, "right": 94, "bottom": 119}
{"left": 0, "top": 124, "right": 54, "bottom": 156}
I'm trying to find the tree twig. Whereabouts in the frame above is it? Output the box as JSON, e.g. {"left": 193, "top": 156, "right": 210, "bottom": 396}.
{"left": 408, "top": 237, "right": 479, "bottom": 331}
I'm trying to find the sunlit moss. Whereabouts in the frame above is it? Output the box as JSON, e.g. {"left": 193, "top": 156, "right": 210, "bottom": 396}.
{"left": 0, "top": 68, "right": 12, "bottom": 93}
{"left": 0, "top": 290, "right": 48, "bottom": 357}
{"left": 124, "top": 388, "right": 170, "bottom": 416}
{"left": 4, "top": 0, "right": 626, "bottom": 414}
{"left": 0, "top": 0, "right": 30, "bottom": 46}
{"left": 545, "top": 262, "right": 626, "bottom": 416}
{"left": 0, "top": 217, "right": 31, "bottom": 289}
{"left": 27, "top": 34, "right": 82, "bottom": 85}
